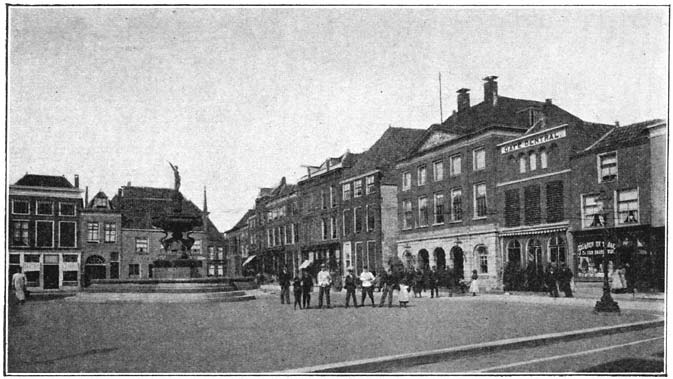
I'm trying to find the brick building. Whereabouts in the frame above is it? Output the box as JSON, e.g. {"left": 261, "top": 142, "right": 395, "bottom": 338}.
{"left": 8, "top": 174, "right": 83, "bottom": 290}
{"left": 80, "top": 190, "right": 122, "bottom": 281}
{"left": 111, "top": 185, "right": 227, "bottom": 279}
{"left": 225, "top": 209, "right": 255, "bottom": 275}
{"left": 339, "top": 127, "right": 424, "bottom": 276}
{"left": 569, "top": 119, "right": 666, "bottom": 291}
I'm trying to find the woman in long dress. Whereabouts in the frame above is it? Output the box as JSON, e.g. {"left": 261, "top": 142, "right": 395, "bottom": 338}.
{"left": 611, "top": 265, "right": 625, "bottom": 293}
{"left": 469, "top": 270, "right": 479, "bottom": 296}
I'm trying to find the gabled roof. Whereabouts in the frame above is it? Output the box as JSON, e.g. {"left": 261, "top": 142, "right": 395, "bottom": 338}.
{"left": 583, "top": 119, "right": 665, "bottom": 153}
{"left": 85, "top": 191, "right": 116, "bottom": 211}
{"left": 13, "top": 174, "right": 75, "bottom": 188}
{"left": 226, "top": 209, "right": 255, "bottom": 233}
{"left": 345, "top": 127, "right": 425, "bottom": 178}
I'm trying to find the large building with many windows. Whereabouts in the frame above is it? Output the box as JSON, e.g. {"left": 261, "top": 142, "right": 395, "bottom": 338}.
{"left": 9, "top": 174, "right": 84, "bottom": 290}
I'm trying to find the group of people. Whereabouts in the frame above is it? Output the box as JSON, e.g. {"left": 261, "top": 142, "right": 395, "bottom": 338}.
{"left": 544, "top": 263, "right": 574, "bottom": 297}
{"left": 276, "top": 264, "right": 482, "bottom": 309}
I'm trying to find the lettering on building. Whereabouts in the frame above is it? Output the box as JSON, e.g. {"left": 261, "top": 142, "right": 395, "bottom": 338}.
{"left": 500, "top": 128, "right": 567, "bottom": 154}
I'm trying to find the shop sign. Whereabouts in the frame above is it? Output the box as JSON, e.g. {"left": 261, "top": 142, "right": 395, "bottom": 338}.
{"left": 577, "top": 240, "right": 615, "bottom": 256}
{"left": 500, "top": 127, "right": 567, "bottom": 154}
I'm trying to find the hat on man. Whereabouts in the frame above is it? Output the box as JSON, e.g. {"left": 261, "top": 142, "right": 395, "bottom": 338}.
{"left": 320, "top": 263, "right": 326, "bottom": 268}
{"left": 347, "top": 267, "right": 353, "bottom": 271}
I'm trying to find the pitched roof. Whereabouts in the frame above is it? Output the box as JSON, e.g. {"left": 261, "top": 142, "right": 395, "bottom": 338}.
{"left": 345, "top": 127, "right": 426, "bottom": 177}
{"left": 85, "top": 191, "right": 116, "bottom": 211}
{"left": 13, "top": 174, "right": 75, "bottom": 188}
{"left": 226, "top": 209, "right": 255, "bottom": 233}
{"left": 583, "top": 119, "right": 665, "bottom": 153}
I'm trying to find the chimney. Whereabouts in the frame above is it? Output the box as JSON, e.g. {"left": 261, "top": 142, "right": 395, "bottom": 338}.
{"left": 456, "top": 88, "right": 470, "bottom": 112}
{"left": 615, "top": 121, "right": 620, "bottom": 127}
{"left": 74, "top": 174, "right": 79, "bottom": 188}
{"left": 85, "top": 186, "right": 89, "bottom": 206}
{"left": 483, "top": 76, "right": 498, "bottom": 106}
{"left": 545, "top": 98, "right": 552, "bottom": 105}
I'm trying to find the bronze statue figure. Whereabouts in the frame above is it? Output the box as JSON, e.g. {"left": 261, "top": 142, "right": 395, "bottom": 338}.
{"left": 168, "top": 161, "right": 181, "bottom": 192}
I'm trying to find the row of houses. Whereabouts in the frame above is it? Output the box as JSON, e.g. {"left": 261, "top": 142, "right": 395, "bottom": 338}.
{"left": 225, "top": 76, "right": 666, "bottom": 292}
{"left": 8, "top": 176, "right": 237, "bottom": 291}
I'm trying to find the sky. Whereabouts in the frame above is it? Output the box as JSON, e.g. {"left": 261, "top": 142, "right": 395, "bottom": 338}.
{"left": 7, "top": 6, "right": 669, "bottom": 231}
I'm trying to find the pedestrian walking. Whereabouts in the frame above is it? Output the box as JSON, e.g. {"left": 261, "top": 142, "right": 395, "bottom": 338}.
{"left": 558, "top": 263, "right": 574, "bottom": 297}
{"left": 359, "top": 266, "right": 376, "bottom": 307}
{"left": 413, "top": 268, "right": 423, "bottom": 298}
{"left": 469, "top": 269, "right": 480, "bottom": 296}
{"left": 398, "top": 279, "right": 410, "bottom": 308}
{"left": 317, "top": 264, "right": 332, "bottom": 308}
{"left": 344, "top": 267, "right": 358, "bottom": 308}
{"left": 545, "top": 264, "right": 559, "bottom": 297}
{"left": 300, "top": 269, "right": 313, "bottom": 309}
{"left": 429, "top": 266, "right": 439, "bottom": 298}
{"left": 292, "top": 275, "right": 303, "bottom": 310}
{"left": 611, "top": 265, "right": 626, "bottom": 293}
{"left": 378, "top": 268, "right": 395, "bottom": 307}
{"left": 278, "top": 266, "right": 291, "bottom": 305}
{"left": 624, "top": 263, "right": 635, "bottom": 294}
{"left": 12, "top": 267, "right": 27, "bottom": 305}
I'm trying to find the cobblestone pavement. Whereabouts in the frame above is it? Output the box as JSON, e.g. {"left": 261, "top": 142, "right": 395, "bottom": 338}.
{"left": 7, "top": 290, "right": 661, "bottom": 373}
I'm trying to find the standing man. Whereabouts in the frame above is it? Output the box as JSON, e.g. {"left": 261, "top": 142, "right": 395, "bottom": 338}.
{"left": 278, "top": 266, "right": 291, "bottom": 305}
{"left": 317, "top": 264, "right": 332, "bottom": 309}
{"left": 378, "top": 267, "right": 395, "bottom": 307}
{"left": 359, "top": 266, "right": 376, "bottom": 307}
{"left": 301, "top": 269, "right": 313, "bottom": 309}
{"left": 344, "top": 267, "right": 358, "bottom": 308}
{"left": 429, "top": 266, "right": 439, "bottom": 298}
{"left": 559, "top": 263, "right": 574, "bottom": 297}
{"left": 12, "top": 267, "right": 27, "bottom": 305}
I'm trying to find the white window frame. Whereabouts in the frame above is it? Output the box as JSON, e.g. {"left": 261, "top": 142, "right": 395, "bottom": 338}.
{"left": 59, "top": 202, "right": 76, "bottom": 216}
{"left": 473, "top": 148, "right": 486, "bottom": 171}
{"left": 450, "top": 155, "right": 462, "bottom": 176}
{"left": 366, "top": 175, "right": 375, "bottom": 195}
{"left": 135, "top": 237, "right": 149, "bottom": 254}
{"left": 104, "top": 222, "right": 117, "bottom": 243}
{"left": 330, "top": 217, "right": 337, "bottom": 239}
{"left": 418, "top": 196, "right": 428, "bottom": 227}
{"left": 36, "top": 201, "right": 53, "bottom": 216}
{"left": 87, "top": 222, "right": 100, "bottom": 242}
{"left": 289, "top": 223, "right": 295, "bottom": 244}
{"left": 597, "top": 151, "right": 618, "bottom": 183}
{"left": 58, "top": 221, "right": 77, "bottom": 248}
{"left": 342, "top": 183, "right": 351, "bottom": 201}
{"left": 477, "top": 246, "right": 488, "bottom": 274}
{"left": 321, "top": 219, "right": 328, "bottom": 240}
{"left": 433, "top": 160, "right": 444, "bottom": 181}
{"left": 354, "top": 180, "right": 363, "bottom": 198}
{"left": 11, "top": 200, "right": 30, "bottom": 215}
{"left": 402, "top": 200, "right": 413, "bottom": 230}
{"left": 402, "top": 171, "right": 411, "bottom": 191}
{"left": 417, "top": 165, "right": 427, "bottom": 186}
{"left": 581, "top": 193, "right": 604, "bottom": 229}
{"left": 192, "top": 240, "right": 202, "bottom": 254}
{"left": 330, "top": 186, "right": 336, "bottom": 208}
{"left": 11, "top": 220, "right": 30, "bottom": 247}
{"left": 616, "top": 188, "right": 639, "bottom": 226}
{"left": 473, "top": 183, "right": 488, "bottom": 219}
{"left": 451, "top": 188, "right": 462, "bottom": 222}
{"left": 35, "top": 220, "right": 54, "bottom": 248}
{"left": 433, "top": 192, "right": 445, "bottom": 225}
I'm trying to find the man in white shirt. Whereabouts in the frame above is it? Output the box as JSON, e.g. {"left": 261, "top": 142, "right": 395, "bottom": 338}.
{"left": 359, "top": 266, "right": 376, "bottom": 307}
{"left": 317, "top": 264, "right": 332, "bottom": 309}
{"left": 12, "top": 267, "right": 27, "bottom": 305}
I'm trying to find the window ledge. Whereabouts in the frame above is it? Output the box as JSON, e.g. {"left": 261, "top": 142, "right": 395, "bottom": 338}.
{"left": 472, "top": 217, "right": 488, "bottom": 221}
{"left": 448, "top": 220, "right": 463, "bottom": 224}
{"left": 432, "top": 222, "right": 445, "bottom": 226}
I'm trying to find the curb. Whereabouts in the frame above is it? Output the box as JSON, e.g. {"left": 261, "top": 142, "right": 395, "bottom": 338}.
{"left": 282, "top": 318, "right": 664, "bottom": 373}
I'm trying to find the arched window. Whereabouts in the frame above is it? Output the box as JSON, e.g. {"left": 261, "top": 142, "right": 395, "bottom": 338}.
{"left": 529, "top": 151, "right": 537, "bottom": 171}
{"left": 527, "top": 239, "right": 542, "bottom": 268}
{"left": 548, "top": 235, "right": 566, "bottom": 265}
{"left": 476, "top": 245, "right": 488, "bottom": 274}
{"left": 519, "top": 154, "right": 527, "bottom": 173}
{"left": 540, "top": 148, "right": 548, "bottom": 169}
{"left": 507, "top": 240, "right": 521, "bottom": 264}
{"left": 86, "top": 255, "right": 105, "bottom": 265}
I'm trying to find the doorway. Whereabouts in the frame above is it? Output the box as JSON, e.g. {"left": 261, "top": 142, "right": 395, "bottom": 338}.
{"left": 434, "top": 248, "right": 446, "bottom": 270}
{"left": 450, "top": 246, "right": 464, "bottom": 280}
{"left": 418, "top": 249, "right": 429, "bottom": 270}
{"left": 43, "top": 265, "right": 60, "bottom": 289}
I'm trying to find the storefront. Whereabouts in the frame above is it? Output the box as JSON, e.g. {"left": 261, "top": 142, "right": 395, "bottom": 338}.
{"left": 9, "top": 251, "right": 81, "bottom": 290}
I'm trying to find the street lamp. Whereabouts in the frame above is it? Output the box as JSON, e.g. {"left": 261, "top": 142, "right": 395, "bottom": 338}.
{"left": 593, "top": 190, "right": 620, "bottom": 313}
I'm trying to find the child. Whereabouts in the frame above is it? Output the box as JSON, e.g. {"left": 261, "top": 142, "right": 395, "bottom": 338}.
{"left": 469, "top": 269, "right": 479, "bottom": 296}
{"left": 292, "top": 275, "right": 303, "bottom": 310}
{"left": 398, "top": 280, "right": 410, "bottom": 308}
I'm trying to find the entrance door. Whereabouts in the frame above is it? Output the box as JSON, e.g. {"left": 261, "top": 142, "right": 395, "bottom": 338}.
{"left": 418, "top": 249, "right": 429, "bottom": 270}
{"left": 43, "top": 265, "right": 60, "bottom": 289}
{"left": 451, "top": 246, "right": 464, "bottom": 281}
{"left": 434, "top": 248, "right": 446, "bottom": 270}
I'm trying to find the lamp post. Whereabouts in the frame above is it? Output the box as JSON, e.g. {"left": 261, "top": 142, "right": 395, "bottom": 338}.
{"left": 594, "top": 191, "right": 620, "bottom": 313}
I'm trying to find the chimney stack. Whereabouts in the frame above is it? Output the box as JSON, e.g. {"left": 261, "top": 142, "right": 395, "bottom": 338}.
{"left": 85, "top": 186, "right": 89, "bottom": 206}
{"left": 74, "top": 174, "right": 79, "bottom": 188}
{"left": 483, "top": 76, "right": 498, "bottom": 106}
{"left": 615, "top": 121, "right": 620, "bottom": 127}
{"left": 456, "top": 88, "right": 470, "bottom": 112}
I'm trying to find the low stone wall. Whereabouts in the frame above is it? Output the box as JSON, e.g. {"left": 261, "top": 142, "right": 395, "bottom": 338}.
{"left": 152, "top": 267, "right": 193, "bottom": 279}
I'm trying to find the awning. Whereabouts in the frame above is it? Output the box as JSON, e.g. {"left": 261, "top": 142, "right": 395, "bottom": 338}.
{"left": 299, "top": 259, "right": 313, "bottom": 270}
{"left": 242, "top": 255, "right": 257, "bottom": 267}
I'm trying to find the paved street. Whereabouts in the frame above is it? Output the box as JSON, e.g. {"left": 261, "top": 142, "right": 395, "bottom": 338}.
{"left": 7, "top": 289, "right": 662, "bottom": 373}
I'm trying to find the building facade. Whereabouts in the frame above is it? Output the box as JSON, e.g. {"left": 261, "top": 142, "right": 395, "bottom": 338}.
{"left": 8, "top": 174, "right": 83, "bottom": 290}
{"left": 80, "top": 191, "right": 122, "bottom": 281}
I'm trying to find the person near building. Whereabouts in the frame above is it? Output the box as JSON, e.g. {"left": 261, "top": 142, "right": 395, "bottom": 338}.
{"left": 469, "top": 269, "right": 480, "bottom": 296}
{"left": 624, "top": 262, "right": 635, "bottom": 294}
{"left": 292, "top": 275, "right": 303, "bottom": 310}
{"left": 412, "top": 268, "right": 423, "bottom": 298}
{"left": 611, "top": 264, "right": 626, "bottom": 293}
{"left": 558, "top": 263, "right": 574, "bottom": 297}
{"left": 398, "top": 279, "right": 411, "bottom": 308}
{"left": 344, "top": 268, "right": 358, "bottom": 308}
{"left": 429, "top": 266, "right": 439, "bottom": 298}
{"left": 278, "top": 266, "right": 291, "bottom": 305}
{"left": 378, "top": 268, "right": 395, "bottom": 307}
{"left": 300, "top": 269, "right": 313, "bottom": 309}
{"left": 545, "top": 264, "right": 559, "bottom": 297}
{"left": 317, "top": 264, "right": 332, "bottom": 309}
{"left": 359, "top": 266, "right": 376, "bottom": 307}
{"left": 12, "top": 267, "right": 27, "bottom": 305}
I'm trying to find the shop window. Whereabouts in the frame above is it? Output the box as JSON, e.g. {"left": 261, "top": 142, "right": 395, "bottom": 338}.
{"left": 135, "top": 237, "right": 148, "bottom": 254}
{"left": 402, "top": 171, "right": 411, "bottom": 191}
{"left": 434, "top": 193, "right": 445, "bottom": 224}
{"left": 507, "top": 240, "right": 521, "bottom": 264}
{"left": 524, "top": 185, "right": 541, "bottom": 225}
{"left": 582, "top": 194, "right": 604, "bottom": 228}
{"left": 63, "top": 254, "right": 78, "bottom": 263}
{"left": 59, "top": 202, "right": 76, "bottom": 216}
{"left": 477, "top": 246, "right": 488, "bottom": 273}
{"left": 62, "top": 271, "right": 78, "bottom": 286}
{"left": 402, "top": 200, "right": 413, "bottom": 229}
{"left": 11, "top": 221, "right": 29, "bottom": 247}
{"left": 474, "top": 184, "right": 487, "bottom": 218}
{"left": 36, "top": 221, "right": 54, "bottom": 247}
{"left": 104, "top": 223, "right": 117, "bottom": 243}
{"left": 617, "top": 189, "right": 639, "bottom": 225}
{"left": 473, "top": 148, "right": 485, "bottom": 171}
{"left": 598, "top": 152, "right": 617, "bottom": 183}
{"left": 342, "top": 183, "right": 352, "bottom": 201}
{"left": 354, "top": 180, "right": 363, "bottom": 198}
{"left": 451, "top": 189, "right": 462, "bottom": 221}
{"left": 418, "top": 197, "right": 428, "bottom": 226}
{"left": 433, "top": 160, "right": 444, "bottom": 181}
{"left": 504, "top": 189, "right": 520, "bottom": 227}
{"left": 25, "top": 271, "right": 39, "bottom": 287}
{"left": 417, "top": 165, "right": 427, "bottom": 186}
{"left": 366, "top": 175, "right": 376, "bottom": 195}
{"left": 36, "top": 201, "right": 53, "bottom": 215}
{"left": 59, "top": 222, "right": 77, "bottom": 248}
{"left": 549, "top": 236, "right": 566, "bottom": 265}
{"left": 12, "top": 200, "right": 29, "bottom": 215}
{"left": 24, "top": 254, "right": 40, "bottom": 262}
{"left": 87, "top": 222, "right": 100, "bottom": 242}
{"left": 450, "top": 155, "right": 462, "bottom": 176}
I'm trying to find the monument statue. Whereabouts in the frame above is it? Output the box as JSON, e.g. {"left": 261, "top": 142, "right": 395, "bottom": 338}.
{"left": 168, "top": 161, "right": 181, "bottom": 192}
